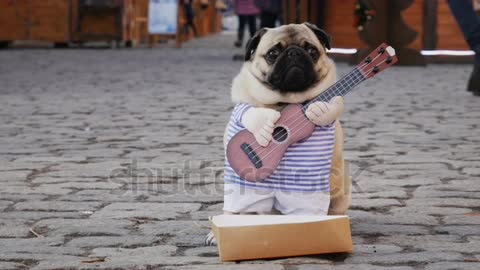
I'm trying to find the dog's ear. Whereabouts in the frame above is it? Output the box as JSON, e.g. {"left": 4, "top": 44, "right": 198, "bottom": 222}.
{"left": 245, "top": 28, "right": 268, "bottom": 61}
{"left": 303, "top": 22, "right": 331, "bottom": 50}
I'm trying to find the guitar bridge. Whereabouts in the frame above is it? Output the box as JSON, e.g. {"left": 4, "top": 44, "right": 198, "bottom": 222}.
{"left": 240, "top": 143, "right": 263, "bottom": 169}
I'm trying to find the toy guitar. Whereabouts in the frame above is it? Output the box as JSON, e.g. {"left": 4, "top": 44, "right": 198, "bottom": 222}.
{"left": 227, "top": 43, "right": 398, "bottom": 182}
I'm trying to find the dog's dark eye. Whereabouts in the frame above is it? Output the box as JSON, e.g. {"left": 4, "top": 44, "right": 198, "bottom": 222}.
{"left": 306, "top": 46, "right": 319, "bottom": 61}
{"left": 265, "top": 49, "right": 280, "bottom": 63}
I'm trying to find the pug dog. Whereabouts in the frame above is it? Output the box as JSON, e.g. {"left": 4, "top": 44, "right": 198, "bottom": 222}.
{"left": 205, "top": 23, "right": 351, "bottom": 246}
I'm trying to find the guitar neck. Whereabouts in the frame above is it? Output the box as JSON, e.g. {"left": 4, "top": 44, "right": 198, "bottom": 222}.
{"left": 303, "top": 68, "right": 365, "bottom": 109}
{"left": 301, "top": 43, "right": 397, "bottom": 110}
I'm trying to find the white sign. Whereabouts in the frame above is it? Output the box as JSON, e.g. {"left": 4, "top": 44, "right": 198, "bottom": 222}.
{"left": 148, "top": 0, "right": 178, "bottom": 34}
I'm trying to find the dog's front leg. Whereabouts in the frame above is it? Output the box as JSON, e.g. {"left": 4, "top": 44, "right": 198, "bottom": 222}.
{"left": 204, "top": 211, "right": 235, "bottom": 246}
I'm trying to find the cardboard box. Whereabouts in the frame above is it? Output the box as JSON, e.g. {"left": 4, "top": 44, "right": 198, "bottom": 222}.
{"left": 210, "top": 215, "right": 353, "bottom": 261}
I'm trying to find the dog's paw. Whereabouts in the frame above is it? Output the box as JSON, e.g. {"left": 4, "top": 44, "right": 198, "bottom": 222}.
{"left": 204, "top": 230, "right": 217, "bottom": 246}
{"left": 306, "top": 96, "right": 344, "bottom": 126}
{"left": 241, "top": 107, "right": 281, "bottom": 147}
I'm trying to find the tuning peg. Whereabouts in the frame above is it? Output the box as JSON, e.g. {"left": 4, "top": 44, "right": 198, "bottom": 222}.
{"left": 386, "top": 56, "right": 393, "bottom": 64}
{"left": 365, "top": 56, "right": 372, "bottom": 63}
{"left": 378, "top": 47, "right": 385, "bottom": 54}
{"left": 372, "top": 66, "right": 379, "bottom": 73}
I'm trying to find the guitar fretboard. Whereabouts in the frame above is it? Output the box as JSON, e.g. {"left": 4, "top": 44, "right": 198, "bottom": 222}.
{"left": 302, "top": 68, "right": 365, "bottom": 111}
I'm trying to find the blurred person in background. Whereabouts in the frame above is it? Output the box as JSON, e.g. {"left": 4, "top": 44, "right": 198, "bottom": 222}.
{"left": 183, "top": 0, "right": 198, "bottom": 37}
{"left": 234, "top": 0, "right": 259, "bottom": 48}
{"left": 255, "top": 0, "right": 282, "bottom": 28}
{"left": 448, "top": 0, "right": 480, "bottom": 96}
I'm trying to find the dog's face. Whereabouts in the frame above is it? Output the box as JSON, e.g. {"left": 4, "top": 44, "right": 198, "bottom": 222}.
{"left": 244, "top": 23, "right": 333, "bottom": 95}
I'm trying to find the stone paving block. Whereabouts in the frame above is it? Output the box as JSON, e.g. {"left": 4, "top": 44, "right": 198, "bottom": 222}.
{"left": 13, "top": 156, "right": 87, "bottom": 163}
{"left": 0, "top": 219, "right": 32, "bottom": 238}
{"left": 0, "top": 254, "right": 89, "bottom": 270}
{"left": 351, "top": 190, "right": 409, "bottom": 199}
{"left": 296, "top": 265, "right": 415, "bottom": 270}
{"left": 0, "top": 194, "right": 48, "bottom": 202}
{"left": 0, "top": 171, "right": 30, "bottom": 182}
{"left": 435, "top": 225, "right": 480, "bottom": 236}
{"left": 442, "top": 214, "right": 480, "bottom": 225}
{"left": 390, "top": 206, "right": 473, "bottom": 216}
{"left": 462, "top": 167, "right": 480, "bottom": 176}
{"left": 91, "top": 202, "right": 201, "bottom": 220}
{"left": 350, "top": 198, "right": 402, "bottom": 210}
{"left": 183, "top": 246, "right": 218, "bottom": 257}
{"left": 91, "top": 245, "right": 177, "bottom": 258}
{"left": 78, "top": 246, "right": 218, "bottom": 269}
{"left": 38, "top": 181, "right": 123, "bottom": 190}
{"left": 0, "top": 201, "right": 12, "bottom": 211}
{"left": 349, "top": 209, "right": 439, "bottom": 226}
{"left": 139, "top": 220, "right": 210, "bottom": 236}
{"left": 14, "top": 201, "right": 103, "bottom": 212}
{"left": 31, "top": 177, "right": 103, "bottom": 184}
{"left": 352, "top": 223, "right": 429, "bottom": 236}
{"left": 0, "top": 261, "right": 29, "bottom": 270}
{"left": 413, "top": 188, "right": 480, "bottom": 199}
{"left": 405, "top": 198, "right": 480, "bottom": 208}
{"left": 44, "top": 161, "right": 126, "bottom": 178}
{"left": 424, "top": 262, "right": 480, "bottom": 270}
{"left": 1, "top": 211, "right": 85, "bottom": 220}
{"left": 189, "top": 210, "right": 221, "bottom": 221}
{"left": 164, "top": 265, "right": 284, "bottom": 270}
{"left": 32, "top": 218, "right": 132, "bottom": 237}
{"left": 353, "top": 244, "right": 404, "bottom": 254}
{"left": 1, "top": 186, "right": 73, "bottom": 196}
{"left": 237, "top": 256, "right": 333, "bottom": 265}
{"left": 58, "top": 189, "right": 149, "bottom": 202}
{"left": 0, "top": 237, "right": 84, "bottom": 256}
{"left": 66, "top": 235, "right": 161, "bottom": 248}
{"left": 344, "top": 251, "right": 463, "bottom": 264}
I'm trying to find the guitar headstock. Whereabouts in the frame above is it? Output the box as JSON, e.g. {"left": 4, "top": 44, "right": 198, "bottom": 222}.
{"left": 357, "top": 43, "right": 397, "bottom": 79}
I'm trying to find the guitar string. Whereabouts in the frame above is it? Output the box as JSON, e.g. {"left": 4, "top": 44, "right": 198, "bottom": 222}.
{"left": 252, "top": 58, "right": 390, "bottom": 167}
{"left": 241, "top": 52, "right": 382, "bottom": 159}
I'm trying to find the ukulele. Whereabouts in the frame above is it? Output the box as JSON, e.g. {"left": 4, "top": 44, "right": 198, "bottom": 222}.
{"left": 226, "top": 43, "right": 398, "bottom": 182}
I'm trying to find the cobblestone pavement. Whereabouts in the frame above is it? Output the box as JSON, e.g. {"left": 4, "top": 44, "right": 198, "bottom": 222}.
{"left": 1, "top": 34, "right": 480, "bottom": 270}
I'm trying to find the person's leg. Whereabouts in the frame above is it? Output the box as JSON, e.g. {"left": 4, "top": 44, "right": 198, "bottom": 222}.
{"left": 447, "top": 0, "right": 480, "bottom": 94}
{"left": 247, "top": 15, "right": 257, "bottom": 38}
{"left": 447, "top": 0, "right": 480, "bottom": 56}
{"left": 236, "top": 15, "right": 247, "bottom": 47}
{"left": 184, "top": 4, "right": 198, "bottom": 37}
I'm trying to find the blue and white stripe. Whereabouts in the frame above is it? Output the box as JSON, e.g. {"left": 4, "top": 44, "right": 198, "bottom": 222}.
{"left": 224, "top": 103, "right": 335, "bottom": 192}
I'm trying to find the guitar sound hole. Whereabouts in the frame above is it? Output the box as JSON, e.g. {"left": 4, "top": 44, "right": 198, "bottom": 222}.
{"left": 272, "top": 126, "right": 288, "bottom": 142}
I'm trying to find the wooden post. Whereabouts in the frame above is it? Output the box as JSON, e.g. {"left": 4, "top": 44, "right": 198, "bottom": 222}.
{"left": 355, "top": 0, "right": 425, "bottom": 65}
{"left": 423, "top": 0, "right": 438, "bottom": 50}
{"left": 283, "top": 0, "right": 297, "bottom": 24}
{"left": 300, "top": 0, "right": 309, "bottom": 22}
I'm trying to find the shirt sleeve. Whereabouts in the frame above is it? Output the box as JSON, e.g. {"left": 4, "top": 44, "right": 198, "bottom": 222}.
{"left": 231, "top": 103, "right": 252, "bottom": 126}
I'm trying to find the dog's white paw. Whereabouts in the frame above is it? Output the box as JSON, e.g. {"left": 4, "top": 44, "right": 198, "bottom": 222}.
{"left": 204, "top": 230, "right": 217, "bottom": 246}
{"left": 241, "top": 107, "right": 281, "bottom": 147}
{"left": 306, "top": 96, "right": 344, "bottom": 126}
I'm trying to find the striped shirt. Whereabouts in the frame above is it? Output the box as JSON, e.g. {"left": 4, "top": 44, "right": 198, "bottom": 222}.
{"left": 224, "top": 103, "right": 335, "bottom": 192}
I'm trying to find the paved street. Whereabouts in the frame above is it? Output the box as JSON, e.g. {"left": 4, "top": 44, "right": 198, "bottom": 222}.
{"left": 0, "top": 34, "right": 479, "bottom": 270}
